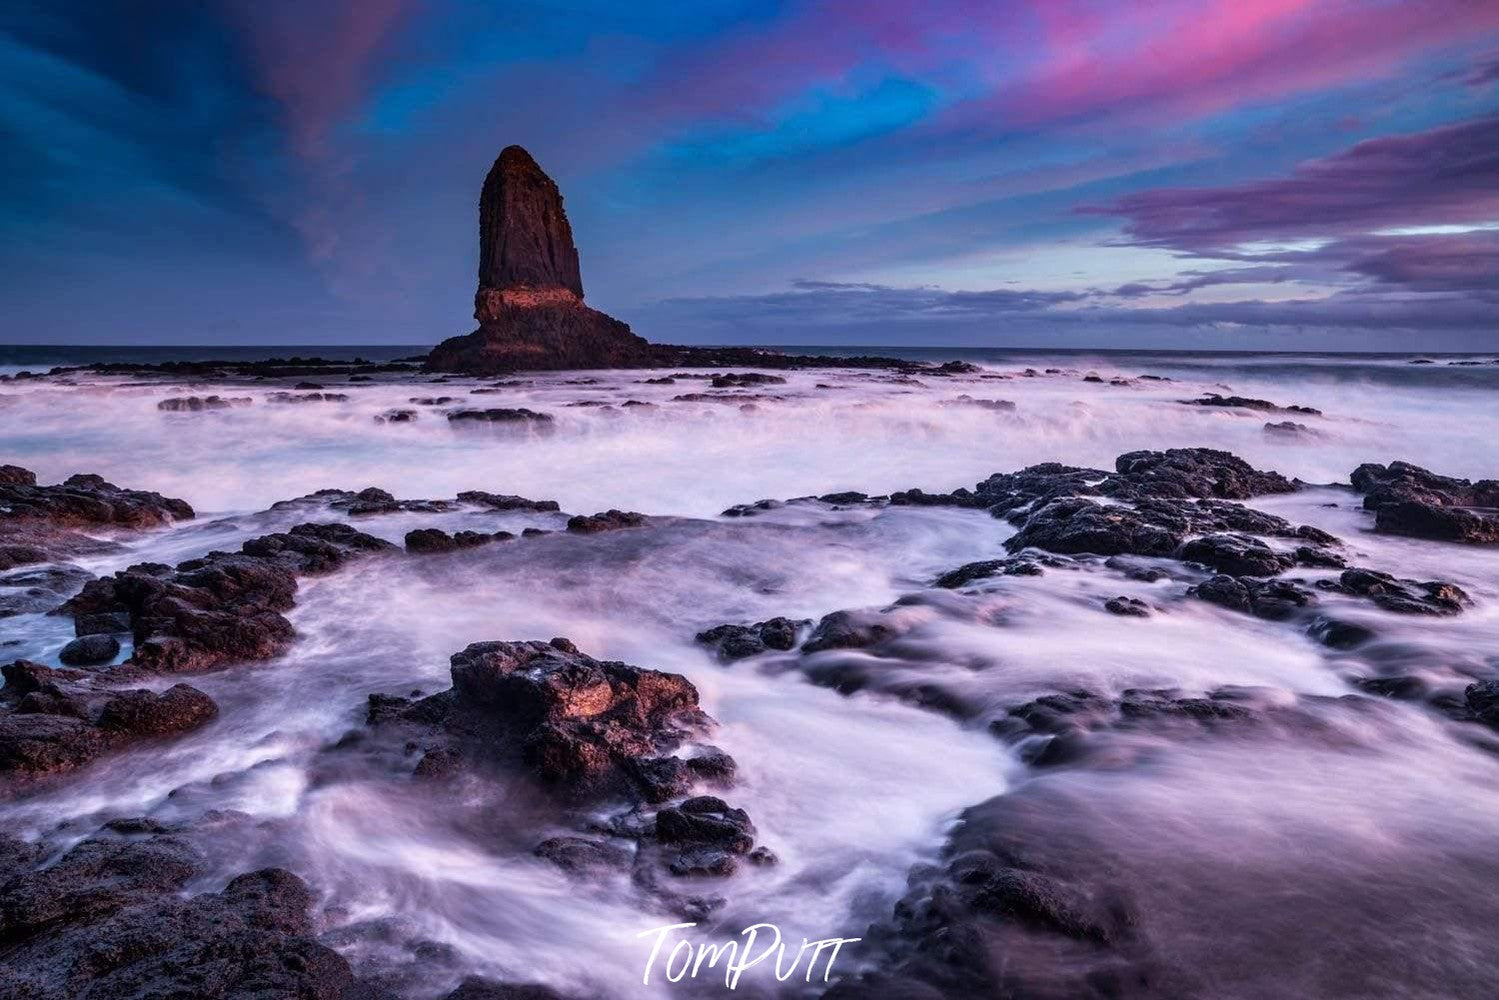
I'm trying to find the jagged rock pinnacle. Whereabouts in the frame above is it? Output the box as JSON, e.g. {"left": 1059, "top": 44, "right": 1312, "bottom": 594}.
{"left": 477, "top": 145, "right": 584, "bottom": 300}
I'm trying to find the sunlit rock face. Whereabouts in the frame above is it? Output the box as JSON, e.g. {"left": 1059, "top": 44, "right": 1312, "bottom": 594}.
{"left": 427, "top": 145, "right": 653, "bottom": 374}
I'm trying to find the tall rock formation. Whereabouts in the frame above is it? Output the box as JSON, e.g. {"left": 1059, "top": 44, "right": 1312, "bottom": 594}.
{"left": 426, "top": 145, "right": 655, "bottom": 373}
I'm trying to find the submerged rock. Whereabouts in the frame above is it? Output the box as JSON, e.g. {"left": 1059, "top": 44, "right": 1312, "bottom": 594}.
{"left": 156, "top": 395, "right": 251, "bottom": 412}
{"left": 695, "top": 617, "right": 809, "bottom": 661}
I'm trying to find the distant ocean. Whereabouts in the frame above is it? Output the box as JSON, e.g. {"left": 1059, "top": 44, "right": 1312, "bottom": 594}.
{"left": 2, "top": 343, "right": 1496, "bottom": 389}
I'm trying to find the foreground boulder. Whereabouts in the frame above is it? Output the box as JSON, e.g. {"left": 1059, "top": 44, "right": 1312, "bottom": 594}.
{"left": 369, "top": 637, "right": 716, "bottom": 801}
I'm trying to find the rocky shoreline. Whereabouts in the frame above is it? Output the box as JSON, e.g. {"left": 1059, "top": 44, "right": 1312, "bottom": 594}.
{"left": 3, "top": 418, "right": 1496, "bottom": 997}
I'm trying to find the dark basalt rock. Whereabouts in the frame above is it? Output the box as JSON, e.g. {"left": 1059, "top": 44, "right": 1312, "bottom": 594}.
{"left": 803, "top": 608, "right": 900, "bottom": 653}
{"left": 375, "top": 408, "right": 418, "bottom": 423}
{"left": 1350, "top": 461, "right": 1499, "bottom": 543}
{"left": 57, "top": 633, "right": 119, "bottom": 665}
{"left": 1264, "top": 420, "right": 1319, "bottom": 439}
{"left": 971, "top": 462, "right": 1109, "bottom": 513}
{"left": 1005, "top": 497, "right": 1182, "bottom": 558}
{"left": 370, "top": 638, "right": 712, "bottom": 801}
{"left": 1465, "top": 680, "right": 1499, "bottom": 728}
{"left": 0, "top": 467, "right": 193, "bottom": 530}
{"left": 405, "top": 528, "right": 513, "bottom": 553}
{"left": 695, "top": 617, "right": 809, "bottom": 661}
{"left": 1184, "top": 392, "right": 1322, "bottom": 416}
{"left": 1105, "top": 447, "right": 1296, "bottom": 500}
{"left": 940, "top": 394, "right": 1015, "bottom": 411}
{"left": 156, "top": 395, "right": 251, "bottom": 412}
{"left": 477, "top": 145, "right": 583, "bottom": 297}
{"left": 1324, "top": 567, "right": 1470, "bottom": 615}
{"left": 272, "top": 486, "right": 456, "bottom": 518}
{"left": 0, "top": 847, "right": 351, "bottom": 1000}
{"left": 443, "top": 977, "right": 574, "bottom": 1000}
{"left": 426, "top": 145, "right": 655, "bottom": 374}
{"left": 0, "top": 662, "right": 217, "bottom": 783}
{"left": 711, "top": 372, "right": 786, "bottom": 388}
{"left": 447, "top": 407, "right": 555, "bottom": 427}
{"left": 533, "top": 836, "right": 632, "bottom": 874}
{"left": 1176, "top": 533, "right": 1294, "bottom": 577}
{"left": 60, "top": 522, "right": 392, "bottom": 674}
{"left": 932, "top": 553, "right": 1064, "bottom": 588}
{"left": 1104, "top": 596, "right": 1151, "bottom": 617}
{"left": 457, "top": 490, "right": 561, "bottom": 512}
{"left": 654, "top": 795, "right": 758, "bottom": 877}
{"left": 1190, "top": 575, "right": 1315, "bottom": 621}
{"left": 266, "top": 391, "right": 348, "bottom": 403}
{"left": 566, "top": 509, "right": 646, "bottom": 533}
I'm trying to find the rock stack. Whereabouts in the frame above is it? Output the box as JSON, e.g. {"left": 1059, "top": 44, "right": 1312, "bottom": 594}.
{"left": 426, "top": 145, "right": 655, "bottom": 373}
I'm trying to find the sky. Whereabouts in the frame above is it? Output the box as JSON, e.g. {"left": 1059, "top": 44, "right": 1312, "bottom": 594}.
{"left": 1, "top": 0, "right": 1497, "bottom": 350}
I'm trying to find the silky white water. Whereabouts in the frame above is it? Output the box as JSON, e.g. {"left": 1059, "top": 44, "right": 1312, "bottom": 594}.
{"left": 3, "top": 352, "right": 1498, "bottom": 998}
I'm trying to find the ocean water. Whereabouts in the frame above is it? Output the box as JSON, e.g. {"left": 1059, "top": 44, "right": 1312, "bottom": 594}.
{"left": 2, "top": 348, "right": 1498, "bottom": 998}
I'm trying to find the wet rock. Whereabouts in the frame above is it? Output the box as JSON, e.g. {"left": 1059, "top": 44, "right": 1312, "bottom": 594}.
{"left": 933, "top": 553, "right": 1065, "bottom": 588}
{"left": 971, "top": 462, "right": 1109, "bottom": 513}
{"left": 533, "top": 836, "right": 632, "bottom": 874}
{"left": 711, "top": 372, "right": 786, "bottom": 388}
{"left": 1326, "top": 567, "right": 1469, "bottom": 615}
{"left": 803, "top": 609, "right": 899, "bottom": 653}
{"left": 1184, "top": 393, "right": 1322, "bottom": 416}
{"left": 1264, "top": 420, "right": 1319, "bottom": 439}
{"left": 1355, "top": 676, "right": 1429, "bottom": 700}
{"left": 1104, "top": 596, "right": 1150, "bottom": 617}
{"left": 1465, "top": 680, "right": 1499, "bottom": 728}
{"left": 0, "top": 468, "right": 193, "bottom": 530}
{"left": 0, "top": 661, "right": 219, "bottom": 783}
{"left": 721, "top": 499, "right": 783, "bottom": 517}
{"left": 96, "top": 684, "right": 218, "bottom": 736}
{"left": 405, "top": 528, "right": 457, "bottom": 554}
{"left": 695, "top": 617, "right": 808, "bottom": 661}
{"left": 375, "top": 408, "right": 418, "bottom": 423}
{"left": 373, "top": 638, "right": 712, "bottom": 801}
{"left": 651, "top": 795, "right": 758, "bottom": 878}
{"left": 457, "top": 490, "right": 561, "bottom": 512}
{"left": 266, "top": 391, "right": 349, "bottom": 403}
{"left": 1106, "top": 447, "right": 1296, "bottom": 499}
{"left": 1350, "top": 461, "right": 1499, "bottom": 544}
{"left": 1176, "top": 533, "right": 1294, "bottom": 577}
{"left": 0, "top": 713, "right": 110, "bottom": 779}
{"left": 272, "top": 487, "right": 456, "bottom": 518}
{"left": 940, "top": 395, "right": 1015, "bottom": 411}
{"left": 60, "top": 522, "right": 392, "bottom": 674}
{"left": 0, "top": 857, "right": 352, "bottom": 1000}
{"left": 156, "top": 395, "right": 251, "bottom": 412}
{"left": 443, "top": 976, "right": 574, "bottom": 1000}
{"left": 57, "top": 634, "right": 119, "bottom": 665}
{"left": 1190, "top": 575, "right": 1314, "bottom": 621}
{"left": 447, "top": 407, "right": 554, "bottom": 428}
{"left": 566, "top": 509, "right": 646, "bottom": 533}
{"left": 1306, "top": 616, "right": 1377, "bottom": 649}
{"left": 1006, "top": 497, "right": 1181, "bottom": 558}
